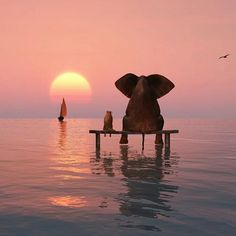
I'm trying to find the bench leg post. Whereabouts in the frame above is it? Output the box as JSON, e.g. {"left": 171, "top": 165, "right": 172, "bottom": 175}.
{"left": 96, "top": 133, "right": 101, "bottom": 151}
{"left": 164, "top": 133, "right": 170, "bottom": 149}
{"left": 142, "top": 133, "right": 145, "bottom": 151}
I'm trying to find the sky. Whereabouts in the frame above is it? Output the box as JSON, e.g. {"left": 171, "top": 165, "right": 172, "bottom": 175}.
{"left": 0, "top": 0, "right": 236, "bottom": 119}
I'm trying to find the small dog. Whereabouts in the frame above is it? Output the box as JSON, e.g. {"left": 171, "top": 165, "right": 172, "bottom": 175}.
{"left": 103, "top": 111, "right": 114, "bottom": 137}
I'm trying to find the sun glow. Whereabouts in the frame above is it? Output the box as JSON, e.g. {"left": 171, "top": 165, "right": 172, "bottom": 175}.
{"left": 50, "top": 72, "right": 92, "bottom": 103}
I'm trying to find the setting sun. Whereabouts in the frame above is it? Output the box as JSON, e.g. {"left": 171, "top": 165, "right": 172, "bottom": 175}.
{"left": 50, "top": 72, "right": 92, "bottom": 103}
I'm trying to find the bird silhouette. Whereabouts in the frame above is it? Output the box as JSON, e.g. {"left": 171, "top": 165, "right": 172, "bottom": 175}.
{"left": 219, "top": 54, "right": 230, "bottom": 59}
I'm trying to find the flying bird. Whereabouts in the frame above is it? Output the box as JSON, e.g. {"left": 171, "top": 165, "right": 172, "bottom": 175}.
{"left": 219, "top": 54, "right": 230, "bottom": 59}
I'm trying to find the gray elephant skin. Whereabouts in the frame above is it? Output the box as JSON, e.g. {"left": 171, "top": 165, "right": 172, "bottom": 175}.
{"left": 115, "top": 73, "right": 175, "bottom": 144}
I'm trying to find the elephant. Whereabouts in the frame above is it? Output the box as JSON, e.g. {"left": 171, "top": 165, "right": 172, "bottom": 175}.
{"left": 115, "top": 73, "right": 175, "bottom": 145}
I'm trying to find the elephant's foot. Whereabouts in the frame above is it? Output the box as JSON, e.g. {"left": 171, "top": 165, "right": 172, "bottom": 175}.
{"left": 120, "top": 134, "right": 128, "bottom": 144}
{"left": 155, "top": 134, "right": 163, "bottom": 146}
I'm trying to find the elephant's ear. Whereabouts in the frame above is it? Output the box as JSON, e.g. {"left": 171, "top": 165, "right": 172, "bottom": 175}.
{"left": 147, "top": 74, "right": 175, "bottom": 99}
{"left": 115, "top": 73, "right": 138, "bottom": 98}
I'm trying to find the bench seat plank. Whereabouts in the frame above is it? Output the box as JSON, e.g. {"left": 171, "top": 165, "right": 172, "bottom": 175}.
{"left": 89, "top": 130, "right": 179, "bottom": 135}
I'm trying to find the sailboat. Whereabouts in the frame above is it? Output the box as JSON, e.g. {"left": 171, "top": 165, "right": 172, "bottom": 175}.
{"left": 58, "top": 98, "right": 67, "bottom": 122}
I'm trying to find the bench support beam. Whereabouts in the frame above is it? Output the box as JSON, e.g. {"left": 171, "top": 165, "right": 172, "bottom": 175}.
{"left": 95, "top": 133, "right": 100, "bottom": 151}
{"left": 142, "top": 133, "right": 145, "bottom": 151}
{"left": 164, "top": 133, "right": 170, "bottom": 149}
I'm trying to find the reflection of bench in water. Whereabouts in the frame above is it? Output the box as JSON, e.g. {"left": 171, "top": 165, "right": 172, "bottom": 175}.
{"left": 89, "top": 130, "right": 179, "bottom": 151}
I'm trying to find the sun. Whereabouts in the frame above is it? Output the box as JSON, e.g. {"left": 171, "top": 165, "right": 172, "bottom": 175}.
{"left": 50, "top": 72, "right": 92, "bottom": 103}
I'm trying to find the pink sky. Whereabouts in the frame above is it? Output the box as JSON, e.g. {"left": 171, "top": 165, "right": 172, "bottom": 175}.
{"left": 0, "top": 0, "right": 235, "bottom": 118}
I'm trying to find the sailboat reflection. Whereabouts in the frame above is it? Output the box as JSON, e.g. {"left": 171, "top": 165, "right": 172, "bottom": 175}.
{"left": 118, "top": 145, "right": 178, "bottom": 224}
{"left": 53, "top": 121, "right": 86, "bottom": 178}
{"left": 58, "top": 121, "right": 67, "bottom": 151}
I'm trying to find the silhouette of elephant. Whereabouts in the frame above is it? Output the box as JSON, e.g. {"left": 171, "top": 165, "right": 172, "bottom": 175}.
{"left": 115, "top": 73, "right": 175, "bottom": 145}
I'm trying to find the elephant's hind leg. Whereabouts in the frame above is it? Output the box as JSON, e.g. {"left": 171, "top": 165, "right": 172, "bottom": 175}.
{"left": 155, "top": 115, "right": 164, "bottom": 145}
{"left": 120, "top": 116, "right": 129, "bottom": 144}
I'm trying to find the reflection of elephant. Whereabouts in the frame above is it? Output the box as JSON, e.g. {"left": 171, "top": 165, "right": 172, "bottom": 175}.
{"left": 115, "top": 73, "right": 174, "bottom": 144}
{"left": 119, "top": 145, "right": 178, "bottom": 222}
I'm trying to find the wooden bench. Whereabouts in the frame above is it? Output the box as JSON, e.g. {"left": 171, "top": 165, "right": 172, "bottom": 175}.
{"left": 89, "top": 130, "right": 179, "bottom": 150}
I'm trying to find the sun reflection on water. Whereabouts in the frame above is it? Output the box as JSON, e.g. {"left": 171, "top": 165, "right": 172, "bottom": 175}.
{"left": 49, "top": 196, "right": 87, "bottom": 208}
{"left": 51, "top": 166, "right": 90, "bottom": 174}
{"left": 54, "top": 174, "right": 85, "bottom": 180}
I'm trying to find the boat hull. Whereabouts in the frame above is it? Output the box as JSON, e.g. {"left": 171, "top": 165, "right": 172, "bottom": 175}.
{"left": 58, "top": 116, "right": 64, "bottom": 122}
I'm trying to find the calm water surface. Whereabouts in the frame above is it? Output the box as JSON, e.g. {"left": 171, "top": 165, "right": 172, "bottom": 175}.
{"left": 0, "top": 119, "right": 235, "bottom": 236}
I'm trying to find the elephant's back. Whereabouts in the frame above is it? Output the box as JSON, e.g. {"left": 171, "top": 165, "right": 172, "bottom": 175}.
{"left": 124, "top": 114, "right": 164, "bottom": 132}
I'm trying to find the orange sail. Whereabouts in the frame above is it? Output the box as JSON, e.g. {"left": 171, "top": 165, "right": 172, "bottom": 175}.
{"left": 60, "top": 98, "right": 67, "bottom": 117}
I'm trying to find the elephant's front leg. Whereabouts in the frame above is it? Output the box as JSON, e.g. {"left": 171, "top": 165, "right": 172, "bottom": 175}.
{"left": 155, "top": 115, "right": 164, "bottom": 145}
{"left": 120, "top": 116, "right": 129, "bottom": 144}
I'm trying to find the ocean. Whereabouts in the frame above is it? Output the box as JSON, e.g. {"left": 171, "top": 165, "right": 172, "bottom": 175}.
{"left": 0, "top": 118, "right": 235, "bottom": 236}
